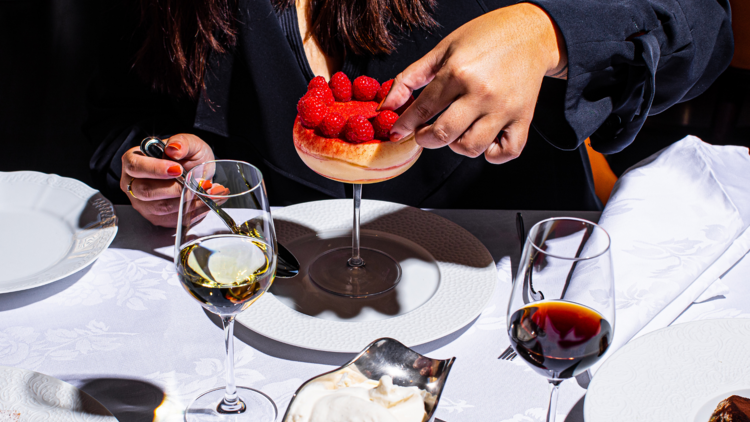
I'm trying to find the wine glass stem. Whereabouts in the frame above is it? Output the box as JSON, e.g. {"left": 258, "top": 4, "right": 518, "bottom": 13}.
{"left": 218, "top": 315, "right": 245, "bottom": 414}
{"left": 546, "top": 380, "right": 562, "bottom": 422}
{"left": 348, "top": 183, "right": 364, "bottom": 267}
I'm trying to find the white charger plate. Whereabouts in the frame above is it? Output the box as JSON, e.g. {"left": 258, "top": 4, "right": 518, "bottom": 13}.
{"left": 0, "top": 366, "right": 117, "bottom": 421}
{"left": 0, "top": 171, "right": 117, "bottom": 293}
{"left": 236, "top": 199, "right": 498, "bottom": 353}
{"left": 585, "top": 318, "right": 750, "bottom": 421}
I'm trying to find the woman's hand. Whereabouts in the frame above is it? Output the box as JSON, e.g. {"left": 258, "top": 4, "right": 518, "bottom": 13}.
{"left": 380, "top": 3, "right": 567, "bottom": 164}
{"left": 120, "top": 133, "right": 215, "bottom": 227}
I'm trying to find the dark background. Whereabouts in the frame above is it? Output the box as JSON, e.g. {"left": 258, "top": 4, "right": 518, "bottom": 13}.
{"left": 1, "top": 0, "right": 749, "bottom": 193}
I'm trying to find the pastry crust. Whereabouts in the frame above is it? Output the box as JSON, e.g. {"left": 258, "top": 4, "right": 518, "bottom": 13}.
{"left": 294, "top": 118, "right": 420, "bottom": 168}
{"left": 709, "top": 395, "right": 750, "bottom": 422}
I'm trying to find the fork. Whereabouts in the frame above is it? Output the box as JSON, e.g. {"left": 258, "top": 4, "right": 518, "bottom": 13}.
{"left": 498, "top": 346, "right": 517, "bottom": 361}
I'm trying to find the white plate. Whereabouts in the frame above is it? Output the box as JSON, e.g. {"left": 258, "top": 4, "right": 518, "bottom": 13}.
{"left": 585, "top": 318, "right": 750, "bottom": 422}
{"left": 236, "top": 199, "right": 498, "bottom": 353}
{"left": 0, "top": 366, "right": 117, "bottom": 421}
{"left": 0, "top": 171, "right": 117, "bottom": 293}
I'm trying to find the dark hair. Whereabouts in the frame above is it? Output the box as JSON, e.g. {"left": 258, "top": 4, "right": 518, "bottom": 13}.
{"left": 135, "top": 0, "right": 437, "bottom": 99}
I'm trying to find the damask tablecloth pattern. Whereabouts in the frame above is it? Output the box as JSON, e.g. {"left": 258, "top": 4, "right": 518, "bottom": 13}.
{"left": 0, "top": 207, "right": 592, "bottom": 422}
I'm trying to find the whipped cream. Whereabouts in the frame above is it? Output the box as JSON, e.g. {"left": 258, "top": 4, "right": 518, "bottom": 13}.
{"left": 286, "top": 367, "right": 435, "bottom": 422}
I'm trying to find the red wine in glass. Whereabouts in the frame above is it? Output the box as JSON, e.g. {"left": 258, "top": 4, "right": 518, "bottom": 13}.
{"left": 506, "top": 217, "right": 614, "bottom": 422}
{"left": 508, "top": 300, "right": 612, "bottom": 379}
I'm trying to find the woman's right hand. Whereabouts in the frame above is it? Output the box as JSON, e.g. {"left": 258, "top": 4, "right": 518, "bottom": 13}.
{"left": 120, "top": 133, "right": 215, "bottom": 227}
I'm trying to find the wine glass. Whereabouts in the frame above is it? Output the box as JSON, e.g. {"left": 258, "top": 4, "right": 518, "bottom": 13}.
{"left": 176, "top": 160, "right": 278, "bottom": 422}
{"left": 507, "top": 217, "right": 615, "bottom": 422}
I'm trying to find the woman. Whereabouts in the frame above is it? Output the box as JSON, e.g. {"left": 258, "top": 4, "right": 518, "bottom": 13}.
{"left": 86, "top": 0, "right": 732, "bottom": 227}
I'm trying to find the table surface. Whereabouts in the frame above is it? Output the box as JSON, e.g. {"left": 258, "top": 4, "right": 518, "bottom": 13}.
{"left": 1, "top": 205, "right": 748, "bottom": 422}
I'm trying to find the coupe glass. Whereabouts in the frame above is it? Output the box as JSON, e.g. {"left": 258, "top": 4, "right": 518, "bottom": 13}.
{"left": 507, "top": 218, "right": 615, "bottom": 422}
{"left": 307, "top": 183, "right": 402, "bottom": 297}
{"left": 176, "top": 161, "right": 277, "bottom": 422}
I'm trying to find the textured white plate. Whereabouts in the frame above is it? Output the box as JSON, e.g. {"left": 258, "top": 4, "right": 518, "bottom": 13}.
{"left": 585, "top": 319, "right": 750, "bottom": 422}
{"left": 0, "top": 366, "right": 117, "bottom": 421}
{"left": 236, "top": 199, "right": 498, "bottom": 353}
{"left": 0, "top": 171, "right": 118, "bottom": 293}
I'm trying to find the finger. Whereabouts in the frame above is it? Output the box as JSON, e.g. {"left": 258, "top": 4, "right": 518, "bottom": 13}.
{"left": 131, "top": 200, "right": 180, "bottom": 227}
{"left": 122, "top": 147, "right": 182, "bottom": 179}
{"left": 164, "top": 134, "right": 214, "bottom": 166}
{"left": 141, "top": 212, "right": 180, "bottom": 228}
{"left": 140, "top": 198, "right": 182, "bottom": 216}
{"left": 207, "top": 184, "right": 230, "bottom": 196}
{"left": 129, "top": 178, "right": 183, "bottom": 202}
{"left": 379, "top": 44, "right": 447, "bottom": 113}
{"left": 389, "top": 68, "right": 466, "bottom": 141}
{"left": 413, "top": 96, "right": 475, "bottom": 149}
{"left": 448, "top": 114, "right": 505, "bottom": 159}
{"left": 484, "top": 120, "right": 531, "bottom": 164}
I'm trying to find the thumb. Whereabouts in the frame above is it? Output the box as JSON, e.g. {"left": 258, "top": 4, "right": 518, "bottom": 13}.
{"left": 379, "top": 45, "right": 446, "bottom": 112}
{"left": 164, "top": 134, "right": 214, "bottom": 168}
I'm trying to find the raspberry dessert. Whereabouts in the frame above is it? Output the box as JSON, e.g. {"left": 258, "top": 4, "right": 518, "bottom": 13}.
{"left": 293, "top": 72, "right": 421, "bottom": 184}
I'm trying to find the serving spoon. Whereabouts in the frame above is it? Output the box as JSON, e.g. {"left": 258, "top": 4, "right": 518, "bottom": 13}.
{"left": 140, "top": 137, "right": 300, "bottom": 278}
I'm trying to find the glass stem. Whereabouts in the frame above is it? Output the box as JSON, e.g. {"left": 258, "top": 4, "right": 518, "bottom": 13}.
{"left": 545, "top": 380, "right": 562, "bottom": 422}
{"left": 348, "top": 184, "right": 364, "bottom": 267}
{"left": 217, "top": 315, "right": 245, "bottom": 414}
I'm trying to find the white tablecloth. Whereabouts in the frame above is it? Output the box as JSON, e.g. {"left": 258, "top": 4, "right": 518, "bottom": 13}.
{"left": 1, "top": 206, "right": 747, "bottom": 422}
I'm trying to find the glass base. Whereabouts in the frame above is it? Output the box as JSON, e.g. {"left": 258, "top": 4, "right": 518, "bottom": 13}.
{"left": 309, "top": 247, "right": 402, "bottom": 298}
{"left": 185, "top": 386, "right": 277, "bottom": 422}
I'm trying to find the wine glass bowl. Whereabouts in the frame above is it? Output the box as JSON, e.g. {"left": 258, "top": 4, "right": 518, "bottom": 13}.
{"left": 507, "top": 217, "right": 614, "bottom": 422}
{"left": 176, "top": 160, "right": 278, "bottom": 422}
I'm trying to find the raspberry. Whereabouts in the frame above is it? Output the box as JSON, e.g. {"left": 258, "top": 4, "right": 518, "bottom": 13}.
{"left": 344, "top": 115, "right": 374, "bottom": 143}
{"left": 372, "top": 110, "right": 399, "bottom": 140}
{"left": 297, "top": 97, "right": 328, "bottom": 128}
{"left": 303, "top": 88, "right": 335, "bottom": 106}
{"left": 318, "top": 112, "right": 346, "bottom": 138}
{"left": 308, "top": 76, "right": 329, "bottom": 92}
{"left": 329, "top": 72, "right": 352, "bottom": 102}
{"left": 375, "top": 79, "right": 394, "bottom": 103}
{"left": 352, "top": 76, "right": 380, "bottom": 101}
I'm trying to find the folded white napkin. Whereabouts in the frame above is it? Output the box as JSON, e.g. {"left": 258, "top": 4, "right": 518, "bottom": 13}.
{"left": 593, "top": 136, "right": 750, "bottom": 371}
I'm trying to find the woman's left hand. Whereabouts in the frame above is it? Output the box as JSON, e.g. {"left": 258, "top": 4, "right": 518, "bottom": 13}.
{"left": 380, "top": 3, "right": 567, "bottom": 164}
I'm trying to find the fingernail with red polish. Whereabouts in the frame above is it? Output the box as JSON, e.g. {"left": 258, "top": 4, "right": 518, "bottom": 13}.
{"left": 390, "top": 133, "right": 404, "bottom": 142}
{"left": 166, "top": 143, "right": 182, "bottom": 153}
{"left": 377, "top": 97, "right": 387, "bottom": 111}
{"left": 167, "top": 165, "right": 182, "bottom": 176}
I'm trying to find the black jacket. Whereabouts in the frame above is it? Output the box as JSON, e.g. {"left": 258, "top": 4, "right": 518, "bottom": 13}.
{"left": 86, "top": 0, "right": 732, "bottom": 210}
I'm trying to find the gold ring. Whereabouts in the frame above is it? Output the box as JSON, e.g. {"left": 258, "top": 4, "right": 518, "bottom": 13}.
{"left": 127, "top": 177, "right": 137, "bottom": 199}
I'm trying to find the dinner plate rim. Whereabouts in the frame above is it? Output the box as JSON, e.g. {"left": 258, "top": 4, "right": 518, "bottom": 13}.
{"left": 584, "top": 318, "right": 750, "bottom": 422}
{"left": 236, "top": 199, "right": 498, "bottom": 353}
{"left": 0, "top": 171, "right": 118, "bottom": 294}
{"left": 0, "top": 365, "right": 117, "bottom": 421}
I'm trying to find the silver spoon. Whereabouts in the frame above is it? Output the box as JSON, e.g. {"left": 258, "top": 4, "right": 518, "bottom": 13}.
{"left": 140, "top": 137, "right": 299, "bottom": 278}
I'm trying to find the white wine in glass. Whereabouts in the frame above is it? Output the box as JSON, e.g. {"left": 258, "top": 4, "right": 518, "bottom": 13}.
{"left": 176, "top": 160, "right": 278, "bottom": 422}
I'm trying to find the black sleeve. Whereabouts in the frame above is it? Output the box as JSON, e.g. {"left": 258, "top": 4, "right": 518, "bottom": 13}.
{"left": 491, "top": 0, "right": 734, "bottom": 153}
{"left": 83, "top": 0, "right": 196, "bottom": 204}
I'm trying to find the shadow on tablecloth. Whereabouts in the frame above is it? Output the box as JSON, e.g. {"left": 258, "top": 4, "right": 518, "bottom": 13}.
{"left": 564, "top": 395, "right": 585, "bottom": 422}
{"left": 77, "top": 378, "right": 164, "bottom": 422}
{"left": 203, "top": 308, "right": 478, "bottom": 366}
{"left": 0, "top": 264, "right": 93, "bottom": 312}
